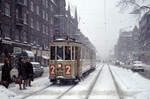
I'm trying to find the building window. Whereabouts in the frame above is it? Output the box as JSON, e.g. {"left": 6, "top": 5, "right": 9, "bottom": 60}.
{"left": 51, "top": 5, "right": 53, "bottom": 12}
{"left": 31, "top": 18, "right": 34, "bottom": 28}
{"left": 43, "top": 24, "right": 45, "bottom": 34}
{"left": 46, "top": 12, "right": 48, "bottom": 21}
{"left": 4, "top": 3, "right": 10, "bottom": 16}
{"left": 16, "top": 8, "right": 22, "bottom": 18}
{"left": 31, "top": 1, "right": 34, "bottom": 12}
{"left": 42, "top": 0, "right": 45, "bottom": 6}
{"left": 16, "top": 8, "right": 19, "bottom": 18}
{"left": 46, "top": 26, "right": 48, "bottom": 35}
{"left": 15, "top": 29, "right": 20, "bottom": 41}
{"left": 24, "top": 0, "right": 27, "bottom": 6}
{"left": 37, "top": 21, "right": 40, "bottom": 31}
{"left": 50, "top": 17, "right": 53, "bottom": 25}
{"left": 46, "top": 0, "right": 48, "bottom": 8}
{"left": 42, "top": 10, "right": 45, "bottom": 19}
{"left": 24, "top": 13, "right": 27, "bottom": 24}
{"left": 23, "top": 32, "right": 27, "bottom": 42}
{"left": 36, "top": 6, "right": 40, "bottom": 15}
{"left": 4, "top": 25, "right": 11, "bottom": 39}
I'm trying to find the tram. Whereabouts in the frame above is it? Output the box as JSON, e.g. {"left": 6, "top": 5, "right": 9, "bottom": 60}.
{"left": 49, "top": 37, "right": 96, "bottom": 84}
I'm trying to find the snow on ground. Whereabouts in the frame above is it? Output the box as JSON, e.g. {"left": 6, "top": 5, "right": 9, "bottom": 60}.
{"left": 0, "top": 67, "right": 50, "bottom": 99}
{"left": 26, "top": 64, "right": 103, "bottom": 99}
{"left": 9, "top": 77, "right": 50, "bottom": 99}
{"left": 89, "top": 65, "right": 119, "bottom": 99}
{"left": 110, "top": 65, "right": 150, "bottom": 99}
{"left": 0, "top": 85, "right": 16, "bottom": 99}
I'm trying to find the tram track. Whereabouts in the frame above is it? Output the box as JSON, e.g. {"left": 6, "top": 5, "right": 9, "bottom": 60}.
{"left": 85, "top": 65, "right": 104, "bottom": 99}
{"left": 55, "top": 65, "right": 104, "bottom": 99}
{"left": 22, "top": 83, "right": 54, "bottom": 99}
{"left": 108, "top": 64, "right": 123, "bottom": 99}
{"left": 55, "top": 84, "right": 77, "bottom": 99}
{"left": 22, "top": 64, "right": 105, "bottom": 99}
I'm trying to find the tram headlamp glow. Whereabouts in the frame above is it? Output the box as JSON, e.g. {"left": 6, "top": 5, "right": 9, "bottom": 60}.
{"left": 58, "top": 64, "right": 62, "bottom": 68}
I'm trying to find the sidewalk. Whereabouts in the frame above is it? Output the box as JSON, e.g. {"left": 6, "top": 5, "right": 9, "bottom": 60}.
{"left": 0, "top": 67, "right": 50, "bottom": 99}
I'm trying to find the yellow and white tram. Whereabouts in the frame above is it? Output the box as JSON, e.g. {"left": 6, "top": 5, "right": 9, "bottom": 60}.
{"left": 49, "top": 38, "right": 96, "bottom": 84}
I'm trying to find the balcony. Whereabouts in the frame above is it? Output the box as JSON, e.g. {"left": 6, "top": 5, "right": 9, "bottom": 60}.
{"left": 16, "top": 0, "right": 25, "bottom": 6}
{"left": 16, "top": 18, "right": 24, "bottom": 26}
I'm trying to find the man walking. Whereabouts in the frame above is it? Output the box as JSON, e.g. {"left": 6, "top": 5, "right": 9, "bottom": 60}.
{"left": 25, "top": 57, "right": 33, "bottom": 87}
{"left": 17, "top": 57, "right": 27, "bottom": 90}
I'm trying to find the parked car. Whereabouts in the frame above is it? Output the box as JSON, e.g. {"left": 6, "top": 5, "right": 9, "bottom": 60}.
{"left": 0, "top": 63, "right": 4, "bottom": 82}
{"left": 131, "top": 61, "right": 145, "bottom": 72}
{"left": 31, "top": 62, "right": 44, "bottom": 77}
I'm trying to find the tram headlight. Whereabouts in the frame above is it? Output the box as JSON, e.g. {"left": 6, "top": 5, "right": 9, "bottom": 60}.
{"left": 58, "top": 64, "right": 62, "bottom": 68}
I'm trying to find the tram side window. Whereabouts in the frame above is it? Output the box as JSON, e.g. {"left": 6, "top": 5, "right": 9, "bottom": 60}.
{"left": 57, "top": 46, "right": 63, "bottom": 60}
{"left": 50, "top": 46, "right": 55, "bottom": 60}
{"left": 72, "top": 47, "right": 75, "bottom": 60}
{"left": 75, "top": 47, "right": 81, "bottom": 60}
{"left": 65, "top": 46, "right": 71, "bottom": 60}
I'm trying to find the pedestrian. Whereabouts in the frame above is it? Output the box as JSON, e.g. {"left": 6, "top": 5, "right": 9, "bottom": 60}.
{"left": 25, "top": 57, "right": 34, "bottom": 87}
{"left": 17, "top": 57, "right": 27, "bottom": 90}
{"left": 2, "top": 58, "right": 12, "bottom": 88}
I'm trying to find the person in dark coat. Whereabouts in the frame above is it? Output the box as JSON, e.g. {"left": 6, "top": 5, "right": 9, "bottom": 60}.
{"left": 2, "top": 58, "right": 12, "bottom": 88}
{"left": 17, "top": 57, "right": 27, "bottom": 90}
{"left": 25, "top": 57, "right": 34, "bottom": 87}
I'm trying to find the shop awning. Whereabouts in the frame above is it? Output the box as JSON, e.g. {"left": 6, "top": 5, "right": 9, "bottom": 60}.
{"left": 25, "top": 50, "right": 35, "bottom": 58}
{"left": 20, "top": 50, "right": 34, "bottom": 58}
{"left": 42, "top": 56, "right": 49, "bottom": 60}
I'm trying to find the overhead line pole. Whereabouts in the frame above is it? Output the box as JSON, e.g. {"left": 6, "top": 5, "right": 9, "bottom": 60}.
{"left": 104, "top": 0, "right": 107, "bottom": 32}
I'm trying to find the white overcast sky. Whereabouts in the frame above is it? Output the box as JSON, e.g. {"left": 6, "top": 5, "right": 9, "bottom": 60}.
{"left": 66, "top": 0, "right": 136, "bottom": 59}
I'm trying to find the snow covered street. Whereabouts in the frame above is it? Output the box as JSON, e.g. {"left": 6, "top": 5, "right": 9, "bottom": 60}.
{"left": 89, "top": 65, "right": 120, "bottom": 99}
{"left": 0, "top": 64, "right": 150, "bottom": 99}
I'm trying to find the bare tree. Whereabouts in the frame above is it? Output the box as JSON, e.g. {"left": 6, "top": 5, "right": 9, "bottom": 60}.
{"left": 117, "top": 0, "right": 150, "bottom": 21}
{"left": 117, "top": 0, "right": 150, "bottom": 13}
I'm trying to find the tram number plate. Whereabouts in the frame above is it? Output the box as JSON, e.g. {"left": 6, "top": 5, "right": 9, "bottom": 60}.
{"left": 50, "top": 65, "right": 55, "bottom": 75}
{"left": 65, "top": 65, "right": 71, "bottom": 75}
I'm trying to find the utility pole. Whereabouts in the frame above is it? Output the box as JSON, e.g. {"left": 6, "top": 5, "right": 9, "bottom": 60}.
{"left": 104, "top": 0, "right": 107, "bottom": 32}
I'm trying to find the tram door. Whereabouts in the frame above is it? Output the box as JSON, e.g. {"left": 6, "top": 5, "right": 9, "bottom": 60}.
{"left": 75, "top": 46, "right": 81, "bottom": 76}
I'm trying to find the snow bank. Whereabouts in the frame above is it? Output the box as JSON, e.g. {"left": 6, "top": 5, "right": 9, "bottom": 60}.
{"left": 0, "top": 85, "right": 16, "bottom": 99}
{"left": 110, "top": 65, "right": 150, "bottom": 98}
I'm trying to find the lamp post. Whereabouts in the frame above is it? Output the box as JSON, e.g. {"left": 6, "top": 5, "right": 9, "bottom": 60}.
{"left": 0, "top": 25, "right": 3, "bottom": 55}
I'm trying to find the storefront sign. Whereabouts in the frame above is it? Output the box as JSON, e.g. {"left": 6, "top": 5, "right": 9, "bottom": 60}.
{"left": 13, "top": 47, "right": 22, "bottom": 54}
{"left": 37, "top": 50, "right": 41, "bottom": 56}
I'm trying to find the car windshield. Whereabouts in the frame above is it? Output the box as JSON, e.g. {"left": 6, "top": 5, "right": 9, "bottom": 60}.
{"left": 133, "top": 61, "right": 143, "bottom": 64}
{"left": 33, "top": 64, "right": 40, "bottom": 68}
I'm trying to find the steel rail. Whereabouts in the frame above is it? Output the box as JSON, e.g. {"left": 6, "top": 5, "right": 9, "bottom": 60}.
{"left": 85, "top": 65, "right": 104, "bottom": 99}
{"left": 22, "top": 83, "right": 54, "bottom": 99}
{"left": 108, "top": 64, "right": 123, "bottom": 99}
{"left": 56, "top": 84, "right": 77, "bottom": 99}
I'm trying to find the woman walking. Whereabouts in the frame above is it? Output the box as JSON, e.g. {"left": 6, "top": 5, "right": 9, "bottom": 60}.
{"left": 2, "top": 58, "right": 12, "bottom": 88}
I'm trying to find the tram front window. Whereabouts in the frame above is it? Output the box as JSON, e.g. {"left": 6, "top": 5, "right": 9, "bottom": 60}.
{"left": 57, "top": 46, "right": 63, "bottom": 60}
{"left": 50, "top": 46, "right": 55, "bottom": 60}
{"left": 65, "top": 46, "right": 71, "bottom": 60}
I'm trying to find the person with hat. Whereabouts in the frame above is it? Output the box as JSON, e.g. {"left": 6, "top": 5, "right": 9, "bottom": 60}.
{"left": 17, "top": 57, "right": 27, "bottom": 90}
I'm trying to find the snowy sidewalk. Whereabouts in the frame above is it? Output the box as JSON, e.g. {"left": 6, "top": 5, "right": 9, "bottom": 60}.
{"left": 110, "top": 65, "right": 150, "bottom": 99}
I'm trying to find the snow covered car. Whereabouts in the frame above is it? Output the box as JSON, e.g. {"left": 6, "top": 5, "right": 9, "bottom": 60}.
{"left": 31, "top": 62, "right": 44, "bottom": 77}
{"left": 131, "top": 61, "right": 145, "bottom": 72}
